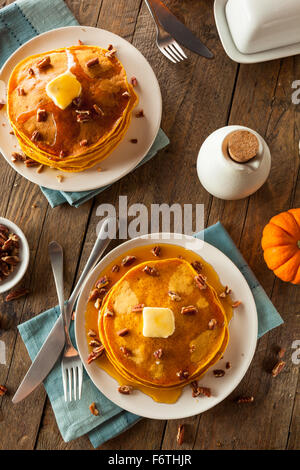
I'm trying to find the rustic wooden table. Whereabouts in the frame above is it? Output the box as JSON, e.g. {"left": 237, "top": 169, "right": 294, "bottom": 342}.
{"left": 0, "top": 0, "right": 299, "bottom": 451}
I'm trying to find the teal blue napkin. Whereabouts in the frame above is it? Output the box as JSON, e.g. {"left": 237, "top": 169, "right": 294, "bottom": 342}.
{"left": 17, "top": 222, "right": 283, "bottom": 448}
{"left": 0, "top": 0, "right": 169, "bottom": 207}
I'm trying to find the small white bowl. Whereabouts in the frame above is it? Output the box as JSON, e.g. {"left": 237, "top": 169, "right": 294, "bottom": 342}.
{"left": 0, "top": 217, "right": 30, "bottom": 294}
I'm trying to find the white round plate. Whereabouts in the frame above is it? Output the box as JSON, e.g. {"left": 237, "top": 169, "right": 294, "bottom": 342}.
{"left": 75, "top": 233, "right": 258, "bottom": 420}
{"left": 0, "top": 217, "right": 30, "bottom": 294}
{"left": 0, "top": 26, "right": 162, "bottom": 191}
{"left": 214, "top": 0, "right": 300, "bottom": 64}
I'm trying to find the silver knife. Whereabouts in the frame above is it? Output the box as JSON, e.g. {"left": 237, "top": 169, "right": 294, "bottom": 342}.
{"left": 12, "top": 217, "right": 116, "bottom": 403}
{"left": 144, "top": 0, "right": 213, "bottom": 59}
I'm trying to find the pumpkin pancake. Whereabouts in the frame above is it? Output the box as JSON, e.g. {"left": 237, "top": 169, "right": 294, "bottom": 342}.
{"left": 98, "top": 258, "right": 228, "bottom": 388}
{"left": 7, "top": 45, "right": 138, "bottom": 172}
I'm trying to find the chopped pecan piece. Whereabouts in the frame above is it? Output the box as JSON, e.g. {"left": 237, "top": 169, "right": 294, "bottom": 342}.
{"left": 37, "top": 108, "right": 47, "bottom": 122}
{"left": 0, "top": 101, "right": 5, "bottom": 110}
{"left": 226, "top": 361, "right": 231, "bottom": 369}
{"left": 0, "top": 385, "right": 7, "bottom": 396}
{"left": 142, "top": 265, "right": 159, "bottom": 276}
{"left": 130, "top": 138, "right": 138, "bottom": 144}
{"left": 87, "top": 329, "right": 97, "bottom": 337}
{"left": 107, "top": 44, "right": 114, "bottom": 51}
{"left": 17, "top": 87, "right": 26, "bottom": 96}
{"left": 117, "top": 328, "right": 129, "bottom": 337}
{"left": 28, "top": 67, "right": 35, "bottom": 76}
{"left": 176, "top": 425, "right": 185, "bottom": 446}
{"left": 131, "top": 77, "right": 138, "bottom": 87}
{"left": 37, "top": 56, "right": 51, "bottom": 69}
{"left": 25, "top": 158, "right": 39, "bottom": 167}
{"left": 80, "top": 139, "right": 88, "bottom": 147}
{"left": 111, "top": 264, "right": 120, "bottom": 273}
{"left": 96, "top": 276, "right": 109, "bottom": 288}
{"left": 1, "top": 256, "right": 19, "bottom": 266}
{"left": 78, "top": 39, "right": 84, "bottom": 45}
{"left": 213, "top": 369, "right": 225, "bottom": 378}
{"left": 94, "top": 297, "right": 102, "bottom": 310}
{"left": 89, "top": 402, "right": 99, "bottom": 415}
{"left": 192, "top": 386, "right": 211, "bottom": 398}
{"left": 120, "top": 346, "right": 131, "bottom": 357}
{"left": 11, "top": 152, "right": 26, "bottom": 162}
{"left": 89, "top": 289, "right": 101, "bottom": 302}
{"left": 121, "top": 255, "right": 137, "bottom": 267}
{"left": 131, "top": 303, "right": 144, "bottom": 313}
{"left": 153, "top": 348, "right": 163, "bottom": 359}
{"left": 272, "top": 360, "right": 286, "bottom": 377}
{"left": 87, "top": 57, "right": 99, "bottom": 68}
{"left": 176, "top": 369, "right": 189, "bottom": 380}
{"left": 104, "top": 309, "right": 114, "bottom": 317}
{"left": 31, "top": 130, "right": 42, "bottom": 142}
{"left": 151, "top": 246, "right": 161, "bottom": 257}
{"left": 181, "top": 305, "right": 198, "bottom": 315}
{"left": 208, "top": 318, "right": 217, "bottom": 330}
{"left": 191, "top": 260, "right": 202, "bottom": 273}
{"left": 105, "top": 48, "right": 117, "bottom": 58}
{"left": 232, "top": 300, "right": 242, "bottom": 308}
{"left": 76, "top": 110, "right": 92, "bottom": 122}
{"left": 278, "top": 347, "right": 286, "bottom": 359}
{"left": 219, "top": 285, "right": 231, "bottom": 298}
{"left": 89, "top": 339, "right": 101, "bottom": 347}
{"left": 168, "top": 291, "right": 181, "bottom": 301}
{"left": 236, "top": 396, "right": 254, "bottom": 404}
{"left": 135, "top": 109, "right": 144, "bottom": 118}
{"left": 194, "top": 274, "right": 207, "bottom": 290}
{"left": 93, "top": 104, "right": 104, "bottom": 116}
{"left": 0, "top": 224, "right": 9, "bottom": 236}
{"left": 122, "top": 91, "right": 131, "bottom": 98}
{"left": 5, "top": 287, "right": 29, "bottom": 302}
{"left": 118, "top": 385, "right": 133, "bottom": 395}
{"left": 189, "top": 344, "right": 196, "bottom": 353}
{"left": 36, "top": 164, "right": 44, "bottom": 174}
{"left": 59, "top": 150, "right": 66, "bottom": 158}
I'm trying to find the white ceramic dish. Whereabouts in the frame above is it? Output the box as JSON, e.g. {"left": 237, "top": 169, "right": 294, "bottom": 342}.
{"left": 0, "top": 217, "right": 30, "bottom": 294}
{"left": 214, "top": 0, "right": 300, "bottom": 64}
{"left": 75, "top": 233, "right": 258, "bottom": 420}
{"left": 0, "top": 26, "right": 162, "bottom": 192}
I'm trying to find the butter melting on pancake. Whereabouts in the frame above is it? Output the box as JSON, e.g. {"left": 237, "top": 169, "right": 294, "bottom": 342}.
{"left": 99, "top": 258, "right": 228, "bottom": 388}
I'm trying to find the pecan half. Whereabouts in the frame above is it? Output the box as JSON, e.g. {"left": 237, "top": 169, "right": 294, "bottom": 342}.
{"left": 87, "top": 345, "right": 105, "bottom": 364}
{"left": 25, "top": 158, "right": 39, "bottom": 167}
{"left": 89, "top": 402, "right": 99, "bottom": 416}
{"left": 96, "top": 276, "right": 110, "bottom": 288}
{"left": 37, "top": 56, "right": 51, "bottom": 69}
{"left": 151, "top": 246, "right": 161, "bottom": 257}
{"left": 194, "top": 274, "right": 207, "bottom": 290}
{"left": 1, "top": 256, "right": 19, "bottom": 266}
{"left": 191, "top": 260, "right": 202, "bottom": 273}
{"left": 181, "top": 305, "right": 198, "bottom": 315}
{"left": 117, "top": 328, "right": 129, "bottom": 337}
{"left": 272, "top": 360, "right": 286, "bottom": 377}
{"left": 31, "top": 130, "right": 42, "bottom": 142}
{"left": 111, "top": 264, "right": 120, "bottom": 273}
{"left": 121, "top": 255, "right": 137, "bottom": 267}
{"left": 88, "top": 289, "right": 101, "bottom": 302}
{"left": 192, "top": 386, "right": 211, "bottom": 398}
{"left": 5, "top": 288, "right": 29, "bottom": 302}
{"left": 0, "top": 385, "right": 7, "bottom": 396}
{"left": 236, "top": 396, "right": 254, "bottom": 404}
{"left": 131, "top": 303, "right": 144, "bottom": 313}
{"left": 168, "top": 291, "right": 181, "bottom": 302}
{"left": 142, "top": 265, "right": 159, "bottom": 276}
{"left": 176, "top": 425, "right": 185, "bottom": 446}
{"left": 213, "top": 369, "right": 225, "bottom": 378}
{"left": 87, "top": 57, "right": 99, "bottom": 68}
{"left": 118, "top": 385, "right": 133, "bottom": 395}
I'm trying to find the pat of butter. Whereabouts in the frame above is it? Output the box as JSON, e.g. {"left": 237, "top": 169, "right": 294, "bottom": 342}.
{"left": 46, "top": 71, "right": 82, "bottom": 110}
{"left": 142, "top": 307, "right": 175, "bottom": 338}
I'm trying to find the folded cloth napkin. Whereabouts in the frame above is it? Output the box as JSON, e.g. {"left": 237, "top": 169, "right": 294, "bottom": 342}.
{"left": 18, "top": 222, "right": 283, "bottom": 448}
{"left": 0, "top": 0, "right": 169, "bottom": 207}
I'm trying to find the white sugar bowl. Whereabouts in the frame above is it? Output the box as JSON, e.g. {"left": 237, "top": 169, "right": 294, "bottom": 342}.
{"left": 196, "top": 125, "right": 271, "bottom": 200}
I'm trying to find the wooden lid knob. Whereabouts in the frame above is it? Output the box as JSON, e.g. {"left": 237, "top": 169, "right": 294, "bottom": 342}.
{"left": 227, "top": 130, "right": 259, "bottom": 163}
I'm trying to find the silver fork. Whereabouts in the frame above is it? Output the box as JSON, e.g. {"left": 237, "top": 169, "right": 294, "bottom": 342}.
{"left": 48, "top": 241, "right": 83, "bottom": 402}
{"left": 144, "top": 0, "right": 187, "bottom": 63}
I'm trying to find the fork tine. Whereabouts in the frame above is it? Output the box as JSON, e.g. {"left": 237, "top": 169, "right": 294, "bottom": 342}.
{"left": 168, "top": 43, "right": 184, "bottom": 62}
{"left": 68, "top": 368, "right": 72, "bottom": 401}
{"left": 164, "top": 45, "right": 180, "bottom": 63}
{"left": 62, "top": 365, "right": 68, "bottom": 402}
{"left": 159, "top": 46, "right": 177, "bottom": 63}
{"left": 171, "top": 42, "right": 188, "bottom": 59}
{"left": 73, "top": 367, "right": 77, "bottom": 401}
{"left": 78, "top": 365, "right": 83, "bottom": 399}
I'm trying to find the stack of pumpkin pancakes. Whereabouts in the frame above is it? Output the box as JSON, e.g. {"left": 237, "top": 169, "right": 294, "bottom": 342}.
{"left": 7, "top": 45, "right": 138, "bottom": 172}
{"left": 98, "top": 258, "right": 229, "bottom": 392}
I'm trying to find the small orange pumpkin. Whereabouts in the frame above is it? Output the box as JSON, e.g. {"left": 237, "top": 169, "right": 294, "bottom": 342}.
{"left": 261, "top": 208, "right": 300, "bottom": 285}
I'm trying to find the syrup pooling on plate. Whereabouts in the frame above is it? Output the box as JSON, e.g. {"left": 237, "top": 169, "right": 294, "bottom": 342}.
{"left": 84, "top": 244, "right": 233, "bottom": 403}
{"left": 7, "top": 45, "right": 138, "bottom": 171}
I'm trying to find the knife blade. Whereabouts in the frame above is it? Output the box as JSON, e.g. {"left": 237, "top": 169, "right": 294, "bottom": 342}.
{"left": 12, "top": 217, "right": 115, "bottom": 403}
{"left": 145, "top": 0, "right": 213, "bottom": 59}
